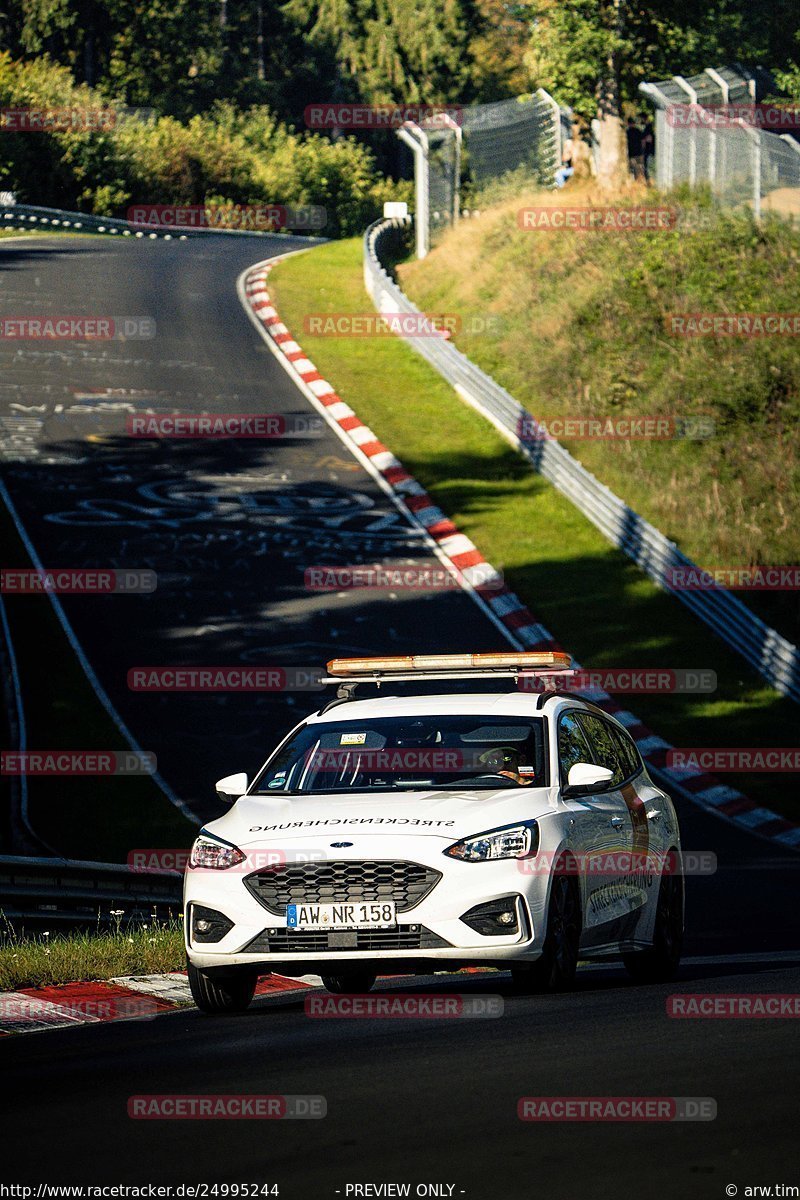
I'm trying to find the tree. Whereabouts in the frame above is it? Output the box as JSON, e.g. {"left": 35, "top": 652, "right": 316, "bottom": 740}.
{"left": 525, "top": 0, "right": 800, "bottom": 186}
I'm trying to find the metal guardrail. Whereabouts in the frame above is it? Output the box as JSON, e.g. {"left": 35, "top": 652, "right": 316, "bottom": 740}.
{"left": 0, "top": 854, "right": 183, "bottom": 934}
{"left": 0, "top": 202, "right": 200, "bottom": 239}
{"left": 363, "top": 216, "right": 800, "bottom": 703}
{"left": 0, "top": 202, "right": 326, "bottom": 240}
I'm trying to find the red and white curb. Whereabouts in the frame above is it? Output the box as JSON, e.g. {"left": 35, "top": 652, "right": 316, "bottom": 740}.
{"left": 0, "top": 973, "right": 318, "bottom": 1037}
{"left": 240, "top": 258, "right": 799, "bottom": 852}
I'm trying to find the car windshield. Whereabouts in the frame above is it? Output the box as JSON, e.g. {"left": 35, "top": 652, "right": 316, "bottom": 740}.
{"left": 252, "top": 715, "right": 547, "bottom": 794}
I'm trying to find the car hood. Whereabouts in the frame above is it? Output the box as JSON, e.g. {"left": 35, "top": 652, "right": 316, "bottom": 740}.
{"left": 207, "top": 786, "right": 556, "bottom": 846}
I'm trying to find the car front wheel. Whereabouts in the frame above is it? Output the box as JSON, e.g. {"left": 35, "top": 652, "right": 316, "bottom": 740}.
{"left": 511, "top": 874, "right": 580, "bottom": 994}
{"left": 187, "top": 958, "right": 258, "bottom": 1014}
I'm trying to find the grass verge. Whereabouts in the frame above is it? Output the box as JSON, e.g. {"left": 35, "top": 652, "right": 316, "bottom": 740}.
{"left": 401, "top": 181, "right": 800, "bottom": 644}
{"left": 269, "top": 236, "right": 799, "bottom": 823}
{"left": 0, "top": 917, "right": 185, "bottom": 991}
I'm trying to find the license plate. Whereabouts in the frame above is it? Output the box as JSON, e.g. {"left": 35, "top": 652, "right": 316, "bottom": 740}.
{"left": 286, "top": 902, "right": 397, "bottom": 930}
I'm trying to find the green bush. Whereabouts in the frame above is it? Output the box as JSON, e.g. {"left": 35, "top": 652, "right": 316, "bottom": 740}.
{"left": 0, "top": 52, "right": 411, "bottom": 235}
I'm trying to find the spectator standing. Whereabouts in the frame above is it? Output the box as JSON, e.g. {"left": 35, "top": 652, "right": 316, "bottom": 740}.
{"left": 627, "top": 116, "right": 644, "bottom": 180}
{"left": 641, "top": 117, "right": 655, "bottom": 182}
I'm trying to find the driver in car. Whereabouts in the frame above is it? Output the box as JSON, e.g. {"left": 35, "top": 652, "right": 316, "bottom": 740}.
{"left": 478, "top": 746, "right": 536, "bottom": 786}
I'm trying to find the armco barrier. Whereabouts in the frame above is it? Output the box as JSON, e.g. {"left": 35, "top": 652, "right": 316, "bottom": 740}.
{"left": 0, "top": 202, "right": 327, "bottom": 240}
{"left": 0, "top": 202, "right": 199, "bottom": 238}
{"left": 0, "top": 855, "right": 182, "bottom": 934}
{"left": 363, "top": 216, "right": 800, "bottom": 704}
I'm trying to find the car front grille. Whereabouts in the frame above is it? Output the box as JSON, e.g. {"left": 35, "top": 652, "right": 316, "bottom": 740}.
{"left": 243, "top": 859, "right": 441, "bottom": 916}
{"left": 241, "top": 925, "right": 451, "bottom": 954}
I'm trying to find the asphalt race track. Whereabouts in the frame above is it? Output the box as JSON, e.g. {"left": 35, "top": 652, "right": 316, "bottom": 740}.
{"left": 1, "top": 236, "right": 799, "bottom": 1198}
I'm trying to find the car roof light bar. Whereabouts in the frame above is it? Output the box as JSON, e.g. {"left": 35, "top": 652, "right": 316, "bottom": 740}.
{"left": 326, "top": 651, "right": 572, "bottom": 676}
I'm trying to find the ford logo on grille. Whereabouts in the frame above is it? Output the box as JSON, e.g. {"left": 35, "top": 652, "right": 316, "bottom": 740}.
{"left": 330, "top": 841, "right": 353, "bottom": 848}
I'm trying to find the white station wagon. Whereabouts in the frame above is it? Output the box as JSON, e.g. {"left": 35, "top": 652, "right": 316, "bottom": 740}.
{"left": 184, "top": 653, "right": 684, "bottom": 1013}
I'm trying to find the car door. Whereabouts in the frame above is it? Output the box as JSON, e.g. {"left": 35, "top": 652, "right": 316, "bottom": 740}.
{"left": 556, "top": 709, "right": 626, "bottom": 947}
{"left": 576, "top": 711, "right": 654, "bottom": 947}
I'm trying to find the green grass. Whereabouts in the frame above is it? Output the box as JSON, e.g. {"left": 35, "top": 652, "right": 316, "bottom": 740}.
{"left": 0, "top": 916, "right": 185, "bottom": 990}
{"left": 0, "top": 501, "right": 196, "bottom": 861}
{"left": 400, "top": 181, "right": 800, "bottom": 644}
{"left": 269, "top": 236, "right": 800, "bottom": 823}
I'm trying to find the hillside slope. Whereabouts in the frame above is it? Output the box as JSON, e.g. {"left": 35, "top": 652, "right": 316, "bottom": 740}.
{"left": 400, "top": 183, "right": 800, "bottom": 642}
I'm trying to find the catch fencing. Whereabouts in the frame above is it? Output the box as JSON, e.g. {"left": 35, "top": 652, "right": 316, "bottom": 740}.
{"left": 404, "top": 90, "right": 563, "bottom": 253}
{"left": 640, "top": 66, "right": 800, "bottom": 219}
{"left": 363, "top": 216, "right": 800, "bottom": 703}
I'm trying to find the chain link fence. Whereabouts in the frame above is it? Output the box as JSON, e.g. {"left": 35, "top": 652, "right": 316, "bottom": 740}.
{"left": 460, "top": 92, "right": 561, "bottom": 196}
{"left": 640, "top": 65, "right": 800, "bottom": 219}
{"left": 406, "top": 90, "right": 562, "bottom": 251}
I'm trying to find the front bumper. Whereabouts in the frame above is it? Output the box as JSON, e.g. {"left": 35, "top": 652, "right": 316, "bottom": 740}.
{"left": 184, "top": 837, "right": 553, "bottom": 970}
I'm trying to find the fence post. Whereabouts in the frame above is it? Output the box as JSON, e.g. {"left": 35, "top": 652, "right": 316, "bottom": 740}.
{"left": 674, "top": 76, "right": 698, "bottom": 185}
{"left": 397, "top": 122, "right": 430, "bottom": 258}
{"left": 740, "top": 121, "right": 762, "bottom": 219}
{"left": 536, "top": 88, "right": 562, "bottom": 180}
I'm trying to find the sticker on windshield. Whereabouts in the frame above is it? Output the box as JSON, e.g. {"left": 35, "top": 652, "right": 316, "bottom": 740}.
{"left": 518, "top": 766, "right": 536, "bottom": 775}
{"left": 340, "top": 732, "right": 368, "bottom": 745}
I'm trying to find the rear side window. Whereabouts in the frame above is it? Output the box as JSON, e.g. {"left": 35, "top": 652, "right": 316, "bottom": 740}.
{"left": 557, "top": 711, "right": 594, "bottom": 781}
{"left": 612, "top": 726, "right": 643, "bottom": 780}
{"left": 575, "top": 712, "right": 626, "bottom": 787}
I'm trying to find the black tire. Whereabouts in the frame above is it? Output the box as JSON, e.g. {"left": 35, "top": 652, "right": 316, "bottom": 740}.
{"left": 623, "top": 866, "right": 683, "bottom": 983}
{"left": 320, "top": 971, "right": 377, "bottom": 994}
{"left": 511, "top": 875, "right": 580, "bottom": 994}
{"left": 187, "top": 958, "right": 258, "bottom": 1014}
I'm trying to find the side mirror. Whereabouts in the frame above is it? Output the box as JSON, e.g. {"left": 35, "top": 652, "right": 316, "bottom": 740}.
{"left": 215, "top": 772, "right": 248, "bottom": 803}
{"left": 565, "top": 762, "right": 614, "bottom": 795}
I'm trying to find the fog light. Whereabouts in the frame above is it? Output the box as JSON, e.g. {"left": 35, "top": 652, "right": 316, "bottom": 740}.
{"left": 461, "top": 897, "right": 521, "bottom": 936}
{"left": 191, "top": 903, "right": 234, "bottom": 944}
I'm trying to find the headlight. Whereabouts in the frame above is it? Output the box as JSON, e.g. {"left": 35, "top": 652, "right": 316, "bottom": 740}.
{"left": 444, "top": 820, "right": 538, "bottom": 863}
{"left": 188, "top": 832, "right": 246, "bottom": 871}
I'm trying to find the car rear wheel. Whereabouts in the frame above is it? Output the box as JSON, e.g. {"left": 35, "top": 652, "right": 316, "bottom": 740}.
{"left": 511, "top": 875, "right": 580, "bottom": 994}
{"left": 320, "top": 971, "right": 377, "bottom": 994}
{"left": 623, "top": 868, "right": 683, "bottom": 983}
{"left": 187, "top": 958, "right": 258, "bottom": 1014}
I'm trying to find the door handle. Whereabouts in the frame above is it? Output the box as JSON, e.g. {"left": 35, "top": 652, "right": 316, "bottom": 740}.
{"left": 610, "top": 816, "right": 626, "bottom": 827}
